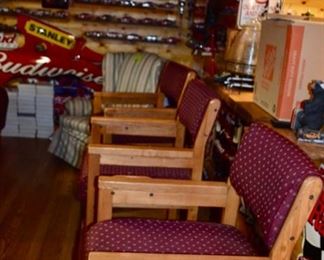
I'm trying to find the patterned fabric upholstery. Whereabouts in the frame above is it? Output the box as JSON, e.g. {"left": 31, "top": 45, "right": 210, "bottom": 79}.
{"left": 102, "top": 52, "right": 126, "bottom": 92}
{"left": 59, "top": 115, "right": 90, "bottom": 133}
{"left": 230, "top": 123, "right": 321, "bottom": 249}
{"left": 64, "top": 97, "right": 92, "bottom": 117}
{"left": 178, "top": 79, "right": 218, "bottom": 143}
{"left": 103, "top": 52, "right": 165, "bottom": 93}
{"left": 116, "top": 53, "right": 164, "bottom": 93}
{"left": 158, "top": 61, "right": 194, "bottom": 107}
{"left": 85, "top": 218, "right": 258, "bottom": 256}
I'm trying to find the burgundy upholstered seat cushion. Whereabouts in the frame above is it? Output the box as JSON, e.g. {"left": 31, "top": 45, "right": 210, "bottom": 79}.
{"left": 230, "top": 123, "right": 321, "bottom": 249}
{"left": 85, "top": 218, "right": 258, "bottom": 256}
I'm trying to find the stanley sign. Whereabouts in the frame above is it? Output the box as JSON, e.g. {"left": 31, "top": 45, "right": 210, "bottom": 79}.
{"left": 0, "top": 15, "right": 103, "bottom": 91}
{"left": 25, "top": 20, "right": 75, "bottom": 49}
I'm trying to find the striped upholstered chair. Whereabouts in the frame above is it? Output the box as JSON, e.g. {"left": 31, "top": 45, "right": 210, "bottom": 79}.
{"left": 93, "top": 53, "right": 195, "bottom": 115}
{"left": 83, "top": 79, "right": 221, "bottom": 225}
{"left": 48, "top": 97, "right": 92, "bottom": 168}
{"left": 49, "top": 52, "right": 169, "bottom": 168}
{"left": 83, "top": 123, "right": 323, "bottom": 260}
{"left": 96, "top": 60, "right": 196, "bottom": 145}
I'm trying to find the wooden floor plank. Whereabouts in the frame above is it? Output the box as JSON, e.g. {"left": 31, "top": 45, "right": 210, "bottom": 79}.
{"left": 0, "top": 137, "right": 81, "bottom": 260}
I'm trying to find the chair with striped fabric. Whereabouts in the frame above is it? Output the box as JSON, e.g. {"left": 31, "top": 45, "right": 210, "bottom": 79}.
{"left": 48, "top": 97, "right": 92, "bottom": 168}
{"left": 48, "top": 52, "right": 168, "bottom": 168}
{"left": 98, "top": 59, "right": 197, "bottom": 146}
{"left": 93, "top": 53, "right": 195, "bottom": 115}
{"left": 83, "top": 123, "right": 323, "bottom": 260}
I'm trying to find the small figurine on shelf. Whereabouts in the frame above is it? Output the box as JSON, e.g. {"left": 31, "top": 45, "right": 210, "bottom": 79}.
{"left": 292, "top": 80, "right": 324, "bottom": 144}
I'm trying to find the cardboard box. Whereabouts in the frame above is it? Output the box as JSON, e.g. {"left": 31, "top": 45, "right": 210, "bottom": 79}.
{"left": 254, "top": 18, "right": 324, "bottom": 122}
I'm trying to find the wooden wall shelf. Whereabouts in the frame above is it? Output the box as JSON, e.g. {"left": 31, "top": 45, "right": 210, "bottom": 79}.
{"left": 0, "top": 0, "right": 193, "bottom": 65}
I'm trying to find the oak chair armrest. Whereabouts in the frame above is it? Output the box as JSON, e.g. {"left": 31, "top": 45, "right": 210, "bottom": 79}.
{"left": 97, "top": 176, "right": 230, "bottom": 222}
{"left": 93, "top": 92, "right": 159, "bottom": 114}
{"left": 90, "top": 116, "right": 180, "bottom": 143}
{"left": 86, "top": 144, "right": 194, "bottom": 225}
{"left": 88, "top": 144, "right": 194, "bottom": 168}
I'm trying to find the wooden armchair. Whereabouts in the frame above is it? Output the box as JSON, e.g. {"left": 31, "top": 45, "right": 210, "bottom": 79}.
{"left": 91, "top": 60, "right": 196, "bottom": 147}
{"left": 84, "top": 123, "right": 323, "bottom": 260}
{"left": 84, "top": 79, "right": 221, "bottom": 225}
{"left": 93, "top": 60, "right": 196, "bottom": 115}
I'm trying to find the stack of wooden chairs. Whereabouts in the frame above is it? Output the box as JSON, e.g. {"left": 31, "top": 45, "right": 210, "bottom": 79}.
{"left": 79, "top": 60, "right": 323, "bottom": 260}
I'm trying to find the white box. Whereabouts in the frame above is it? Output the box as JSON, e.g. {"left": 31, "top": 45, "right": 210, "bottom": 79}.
{"left": 254, "top": 18, "right": 324, "bottom": 122}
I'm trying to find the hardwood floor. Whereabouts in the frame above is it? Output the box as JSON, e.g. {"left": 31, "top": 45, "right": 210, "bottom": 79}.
{"left": 0, "top": 137, "right": 81, "bottom": 260}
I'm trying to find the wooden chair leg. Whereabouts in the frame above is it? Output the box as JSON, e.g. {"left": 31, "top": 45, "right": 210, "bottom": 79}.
{"left": 187, "top": 207, "right": 198, "bottom": 220}
{"left": 167, "top": 209, "right": 179, "bottom": 220}
{"left": 86, "top": 154, "right": 100, "bottom": 226}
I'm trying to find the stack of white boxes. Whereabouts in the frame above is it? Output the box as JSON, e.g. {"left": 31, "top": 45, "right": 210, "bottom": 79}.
{"left": 1, "top": 88, "right": 19, "bottom": 137}
{"left": 17, "top": 83, "right": 37, "bottom": 138}
{"left": 35, "top": 83, "right": 54, "bottom": 138}
{"left": 1, "top": 82, "right": 54, "bottom": 139}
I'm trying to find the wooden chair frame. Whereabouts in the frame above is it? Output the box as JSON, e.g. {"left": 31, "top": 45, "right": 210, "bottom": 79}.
{"left": 87, "top": 175, "right": 322, "bottom": 260}
{"left": 89, "top": 112, "right": 184, "bottom": 147}
{"left": 92, "top": 66, "right": 196, "bottom": 115}
{"left": 86, "top": 98, "right": 221, "bottom": 225}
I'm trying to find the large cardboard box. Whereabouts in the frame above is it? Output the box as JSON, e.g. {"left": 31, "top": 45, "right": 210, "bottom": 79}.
{"left": 254, "top": 18, "right": 324, "bottom": 122}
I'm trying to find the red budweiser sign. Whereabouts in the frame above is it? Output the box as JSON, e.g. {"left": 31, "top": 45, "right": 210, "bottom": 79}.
{"left": 0, "top": 15, "right": 103, "bottom": 91}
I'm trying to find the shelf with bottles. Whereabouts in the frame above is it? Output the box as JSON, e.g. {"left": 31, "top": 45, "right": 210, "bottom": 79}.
{"left": 187, "top": 0, "right": 239, "bottom": 56}
{"left": 84, "top": 31, "right": 181, "bottom": 44}
{"left": 0, "top": 0, "right": 192, "bottom": 64}
{"left": 69, "top": 0, "right": 187, "bottom": 32}
{"left": 0, "top": 6, "right": 180, "bottom": 28}
{"left": 75, "top": 0, "right": 179, "bottom": 11}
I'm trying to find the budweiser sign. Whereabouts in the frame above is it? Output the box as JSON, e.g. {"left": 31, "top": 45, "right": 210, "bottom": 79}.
{"left": 0, "top": 33, "right": 18, "bottom": 50}
{"left": 0, "top": 51, "right": 102, "bottom": 85}
{"left": 0, "top": 15, "right": 103, "bottom": 91}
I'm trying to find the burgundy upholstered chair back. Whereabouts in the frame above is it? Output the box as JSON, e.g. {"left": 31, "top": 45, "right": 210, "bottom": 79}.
{"left": 230, "top": 123, "right": 321, "bottom": 250}
{"left": 178, "top": 79, "right": 217, "bottom": 143}
{"left": 158, "top": 61, "right": 194, "bottom": 107}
